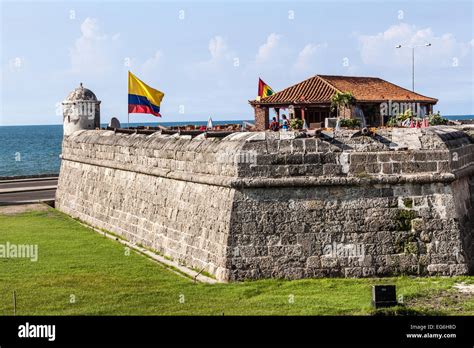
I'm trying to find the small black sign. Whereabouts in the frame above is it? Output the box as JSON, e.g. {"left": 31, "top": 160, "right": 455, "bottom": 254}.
{"left": 372, "top": 285, "right": 397, "bottom": 308}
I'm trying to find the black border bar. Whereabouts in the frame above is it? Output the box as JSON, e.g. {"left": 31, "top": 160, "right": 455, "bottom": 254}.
{"left": 0, "top": 316, "right": 472, "bottom": 346}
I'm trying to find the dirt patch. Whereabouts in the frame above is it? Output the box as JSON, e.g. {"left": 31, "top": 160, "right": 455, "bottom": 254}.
{"left": 405, "top": 288, "right": 473, "bottom": 314}
{"left": 453, "top": 282, "right": 474, "bottom": 294}
{"left": 0, "top": 203, "right": 49, "bottom": 215}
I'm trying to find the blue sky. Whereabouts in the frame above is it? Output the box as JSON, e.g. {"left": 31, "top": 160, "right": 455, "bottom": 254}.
{"left": 1, "top": 0, "right": 473, "bottom": 125}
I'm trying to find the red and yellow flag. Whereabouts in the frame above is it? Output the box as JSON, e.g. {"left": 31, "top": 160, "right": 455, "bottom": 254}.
{"left": 258, "top": 78, "right": 274, "bottom": 99}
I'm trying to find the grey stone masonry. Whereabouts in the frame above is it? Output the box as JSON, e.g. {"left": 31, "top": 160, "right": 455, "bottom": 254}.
{"left": 56, "top": 126, "right": 474, "bottom": 281}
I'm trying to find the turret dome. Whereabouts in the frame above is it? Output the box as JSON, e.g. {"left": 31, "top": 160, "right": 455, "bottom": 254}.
{"left": 64, "top": 83, "right": 98, "bottom": 102}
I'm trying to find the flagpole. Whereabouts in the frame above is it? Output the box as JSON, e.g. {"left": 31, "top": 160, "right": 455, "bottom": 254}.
{"left": 127, "top": 70, "right": 129, "bottom": 129}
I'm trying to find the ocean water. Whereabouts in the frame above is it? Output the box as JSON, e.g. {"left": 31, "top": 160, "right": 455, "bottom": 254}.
{"left": 444, "top": 115, "right": 474, "bottom": 120}
{"left": 0, "top": 125, "right": 63, "bottom": 177}
{"left": 0, "top": 120, "right": 251, "bottom": 177}
{"left": 0, "top": 116, "right": 471, "bottom": 177}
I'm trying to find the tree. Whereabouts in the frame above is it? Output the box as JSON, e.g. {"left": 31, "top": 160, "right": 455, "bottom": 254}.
{"left": 330, "top": 91, "right": 355, "bottom": 117}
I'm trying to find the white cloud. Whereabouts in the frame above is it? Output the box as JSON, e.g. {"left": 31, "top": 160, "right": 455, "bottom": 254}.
{"left": 256, "top": 33, "right": 280, "bottom": 64}
{"left": 209, "top": 36, "right": 230, "bottom": 61}
{"left": 69, "top": 17, "right": 120, "bottom": 74}
{"left": 141, "top": 51, "right": 163, "bottom": 75}
{"left": 358, "top": 23, "right": 472, "bottom": 68}
{"left": 293, "top": 43, "right": 327, "bottom": 73}
{"left": 80, "top": 17, "right": 104, "bottom": 39}
{"left": 194, "top": 35, "right": 235, "bottom": 75}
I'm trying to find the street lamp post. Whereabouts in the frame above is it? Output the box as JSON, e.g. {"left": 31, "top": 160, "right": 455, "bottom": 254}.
{"left": 395, "top": 43, "right": 431, "bottom": 92}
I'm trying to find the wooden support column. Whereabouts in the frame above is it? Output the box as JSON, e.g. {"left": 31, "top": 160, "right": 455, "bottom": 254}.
{"left": 275, "top": 107, "right": 280, "bottom": 123}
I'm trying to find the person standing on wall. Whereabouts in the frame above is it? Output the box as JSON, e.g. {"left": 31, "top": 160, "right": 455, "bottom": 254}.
{"left": 270, "top": 117, "right": 280, "bottom": 131}
{"left": 281, "top": 114, "right": 289, "bottom": 131}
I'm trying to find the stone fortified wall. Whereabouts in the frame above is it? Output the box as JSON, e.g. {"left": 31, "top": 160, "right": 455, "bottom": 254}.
{"left": 56, "top": 127, "right": 474, "bottom": 281}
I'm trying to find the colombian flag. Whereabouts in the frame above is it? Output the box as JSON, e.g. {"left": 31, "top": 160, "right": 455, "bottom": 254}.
{"left": 258, "top": 78, "right": 274, "bottom": 99}
{"left": 128, "top": 71, "right": 164, "bottom": 117}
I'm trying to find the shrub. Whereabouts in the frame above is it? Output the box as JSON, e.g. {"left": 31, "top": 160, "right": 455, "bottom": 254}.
{"left": 397, "top": 109, "right": 413, "bottom": 122}
{"left": 339, "top": 118, "right": 360, "bottom": 128}
{"left": 290, "top": 118, "right": 304, "bottom": 129}
{"left": 428, "top": 112, "right": 448, "bottom": 125}
{"left": 387, "top": 116, "right": 398, "bottom": 127}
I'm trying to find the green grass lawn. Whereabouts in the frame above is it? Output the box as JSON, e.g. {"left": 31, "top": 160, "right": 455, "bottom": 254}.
{"left": 0, "top": 207, "right": 473, "bottom": 315}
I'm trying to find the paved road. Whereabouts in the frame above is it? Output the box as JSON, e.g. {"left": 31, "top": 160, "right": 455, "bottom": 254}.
{"left": 0, "top": 177, "right": 57, "bottom": 205}
{"left": 0, "top": 178, "right": 58, "bottom": 190}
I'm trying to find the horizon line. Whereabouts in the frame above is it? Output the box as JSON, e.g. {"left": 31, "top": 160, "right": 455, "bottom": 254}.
{"left": 0, "top": 118, "right": 255, "bottom": 127}
{"left": 0, "top": 115, "right": 473, "bottom": 127}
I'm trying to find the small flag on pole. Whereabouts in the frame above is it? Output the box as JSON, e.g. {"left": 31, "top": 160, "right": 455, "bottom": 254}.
{"left": 128, "top": 71, "right": 164, "bottom": 117}
{"left": 258, "top": 78, "right": 274, "bottom": 99}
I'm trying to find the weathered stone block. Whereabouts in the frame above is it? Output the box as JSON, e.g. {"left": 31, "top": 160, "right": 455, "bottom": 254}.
{"left": 306, "top": 256, "right": 321, "bottom": 268}
{"left": 303, "top": 153, "right": 321, "bottom": 164}
{"left": 323, "top": 164, "right": 342, "bottom": 176}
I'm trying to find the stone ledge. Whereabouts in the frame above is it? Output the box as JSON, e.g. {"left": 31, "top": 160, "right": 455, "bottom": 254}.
{"left": 61, "top": 154, "right": 458, "bottom": 188}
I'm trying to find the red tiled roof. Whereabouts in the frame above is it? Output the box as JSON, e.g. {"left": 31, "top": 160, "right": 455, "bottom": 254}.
{"left": 250, "top": 75, "right": 438, "bottom": 105}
